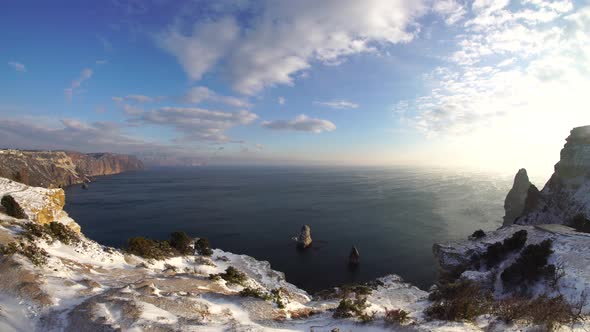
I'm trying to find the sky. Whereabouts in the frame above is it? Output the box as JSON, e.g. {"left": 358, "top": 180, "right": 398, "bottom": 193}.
{"left": 1, "top": 0, "right": 589, "bottom": 176}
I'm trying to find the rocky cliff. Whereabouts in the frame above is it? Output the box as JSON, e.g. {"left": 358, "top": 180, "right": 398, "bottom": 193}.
{"left": 0, "top": 150, "right": 143, "bottom": 188}
{"left": 502, "top": 125, "right": 590, "bottom": 226}
{"left": 431, "top": 126, "right": 590, "bottom": 330}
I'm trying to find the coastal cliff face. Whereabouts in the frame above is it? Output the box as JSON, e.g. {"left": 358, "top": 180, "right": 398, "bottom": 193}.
{"left": 501, "top": 125, "right": 590, "bottom": 226}
{"left": 65, "top": 151, "right": 144, "bottom": 177}
{"left": 0, "top": 150, "right": 143, "bottom": 188}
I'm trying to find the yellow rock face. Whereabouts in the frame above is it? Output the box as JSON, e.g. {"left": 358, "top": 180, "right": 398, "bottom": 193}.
{"left": 0, "top": 178, "right": 81, "bottom": 233}
{"left": 31, "top": 190, "right": 65, "bottom": 224}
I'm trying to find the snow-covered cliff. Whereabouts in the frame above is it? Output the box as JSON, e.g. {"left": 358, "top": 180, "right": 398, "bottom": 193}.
{"left": 502, "top": 125, "right": 590, "bottom": 226}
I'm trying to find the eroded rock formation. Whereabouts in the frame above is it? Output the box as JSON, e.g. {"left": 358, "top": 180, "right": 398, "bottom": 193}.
{"left": 0, "top": 149, "right": 143, "bottom": 188}
{"left": 504, "top": 125, "right": 590, "bottom": 226}
{"left": 297, "top": 225, "right": 312, "bottom": 248}
{"left": 502, "top": 168, "right": 532, "bottom": 226}
{"left": 0, "top": 177, "right": 80, "bottom": 232}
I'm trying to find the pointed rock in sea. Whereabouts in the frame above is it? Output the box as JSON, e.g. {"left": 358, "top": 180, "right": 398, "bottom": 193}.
{"left": 297, "top": 225, "right": 312, "bottom": 249}
{"left": 349, "top": 246, "right": 360, "bottom": 266}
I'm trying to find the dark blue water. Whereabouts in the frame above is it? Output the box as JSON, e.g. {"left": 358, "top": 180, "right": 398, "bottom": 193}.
{"left": 64, "top": 166, "right": 512, "bottom": 292}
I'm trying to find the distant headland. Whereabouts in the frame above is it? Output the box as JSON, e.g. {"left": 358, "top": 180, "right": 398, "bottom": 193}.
{"left": 0, "top": 149, "right": 143, "bottom": 188}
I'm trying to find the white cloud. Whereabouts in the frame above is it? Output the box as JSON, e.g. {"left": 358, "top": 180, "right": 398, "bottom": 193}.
{"left": 157, "top": 0, "right": 426, "bottom": 94}
{"left": 433, "top": 0, "right": 467, "bottom": 25}
{"left": 397, "top": 0, "right": 589, "bottom": 172}
{"left": 131, "top": 106, "right": 258, "bottom": 142}
{"left": 95, "top": 59, "right": 108, "bottom": 65}
{"left": 278, "top": 97, "right": 286, "bottom": 105}
{"left": 65, "top": 68, "right": 93, "bottom": 102}
{"left": 8, "top": 61, "right": 26, "bottom": 72}
{"left": 262, "top": 114, "right": 336, "bottom": 133}
{"left": 157, "top": 17, "right": 239, "bottom": 81}
{"left": 181, "top": 86, "right": 251, "bottom": 108}
{"left": 314, "top": 100, "right": 359, "bottom": 109}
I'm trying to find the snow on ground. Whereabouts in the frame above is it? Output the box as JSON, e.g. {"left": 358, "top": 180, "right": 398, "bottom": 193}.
{"left": 2, "top": 176, "right": 590, "bottom": 331}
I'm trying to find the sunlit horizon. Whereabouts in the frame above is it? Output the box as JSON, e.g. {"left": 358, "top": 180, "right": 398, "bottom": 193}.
{"left": 1, "top": 1, "right": 589, "bottom": 176}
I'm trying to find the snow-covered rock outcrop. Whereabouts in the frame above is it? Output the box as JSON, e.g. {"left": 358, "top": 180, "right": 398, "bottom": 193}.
{"left": 434, "top": 224, "right": 590, "bottom": 306}
{"left": 0, "top": 178, "right": 80, "bottom": 232}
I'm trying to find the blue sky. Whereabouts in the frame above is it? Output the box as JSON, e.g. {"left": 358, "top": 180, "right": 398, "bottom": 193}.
{"left": 1, "top": 0, "right": 589, "bottom": 175}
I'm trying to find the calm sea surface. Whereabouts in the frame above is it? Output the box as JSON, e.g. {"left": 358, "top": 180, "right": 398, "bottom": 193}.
{"left": 64, "top": 166, "right": 513, "bottom": 292}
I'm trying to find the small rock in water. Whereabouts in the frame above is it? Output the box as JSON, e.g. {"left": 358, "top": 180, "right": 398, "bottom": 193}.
{"left": 349, "top": 246, "right": 360, "bottom": 266}
{"left": 297, "top": 225, "right": 312, "bottom": 249}
{"left": 81, "top": 183, "right": 88, "bottom": 190}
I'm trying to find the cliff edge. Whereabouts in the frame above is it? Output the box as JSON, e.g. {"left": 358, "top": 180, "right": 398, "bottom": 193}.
{"left": 0, "top": 149, "right": 143, "bottom": 188}
{"left": 502, "top": 125, "right": 590, "bottom": 226}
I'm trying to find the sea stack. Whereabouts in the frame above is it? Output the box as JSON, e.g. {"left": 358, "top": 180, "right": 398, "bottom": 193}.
{"left": 348, "top": 246, "right": 360, "bottom": 266}
{"left": 297, "top": 225, "right": 312, "bottom": 249}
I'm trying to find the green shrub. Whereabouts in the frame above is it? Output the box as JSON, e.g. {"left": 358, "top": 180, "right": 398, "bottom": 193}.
{"left": 501, "top": 239, "right": 554, "bottom": 289}
{"left": 503, "top": 230, "right": 528, "bottom": 251}
{"left": 47, "top": 222, "right": 80, "bottom": 245}
{"left": 169, "top": 231, "right": 193, "bottom": 255}
{"left": 384, "top": 308, "right": 410, "bottom": 324}
{"left": 425, "top": 280, "right": 493, "bottom": 321}
{"left": 481, "top": 230, "right": 528, "bottom": 268}
{"left": 270, "top": 288, "right": 286, "bottom": 309}
{"left": 313, "top": 281, "right": 380, "bottom": 300}
{"left": 569, "top": 214, "right": 590, "bottom": 233}
{"left": 195, "top": 238, "right": 213, "bottom": 256}
{"left": 240, "top": 287, "right": 287, "bottom": 308}
{"left": 1, "top": 195, "right": 26, "bottom": 219}
{"left": 333, "top": 294, "right": 369, "bottom": 319}
{"left": 341, "top": 284, "right": 373, "bottom": 296}
{"left": 470, "top": 229, "right": 486, "bottom": 240}
{"left": 126, "top": 237, "right": 174, "bottom": 260}
{"left": 0, "top": 241, "right": 49, "bottom": 266}
{"left": 20, "top": 222, "right": 49, "bottom": 241}
{"left": 239, "top": 287, "right": 269, "bottom": 299}
{"left": 209, "top": 266, "right": 248, "bottom": 286}
{"left": 19, "top": 222, "right": 79, "bottom": 245}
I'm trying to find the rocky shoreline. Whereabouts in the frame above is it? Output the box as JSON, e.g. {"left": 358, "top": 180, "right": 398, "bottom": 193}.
{"left": 0, "top": 149, "right": 143, "bottom": 188}
{"left": 1, "top": 126, "right": 590, "bottom": 331}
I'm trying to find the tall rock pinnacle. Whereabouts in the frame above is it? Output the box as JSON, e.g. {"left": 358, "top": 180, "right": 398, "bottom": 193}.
{"left": 503, "top": 168, "right": 532, "bottom": 226}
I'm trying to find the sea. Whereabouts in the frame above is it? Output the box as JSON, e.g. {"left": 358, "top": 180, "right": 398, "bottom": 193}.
{"left": 64, "top": 166, "right": 517, "bottom": 293}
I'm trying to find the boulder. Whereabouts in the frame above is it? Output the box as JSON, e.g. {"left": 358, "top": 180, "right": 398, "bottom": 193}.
{"left": 297, "top": 225, "right": 312, "bottom": 249}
